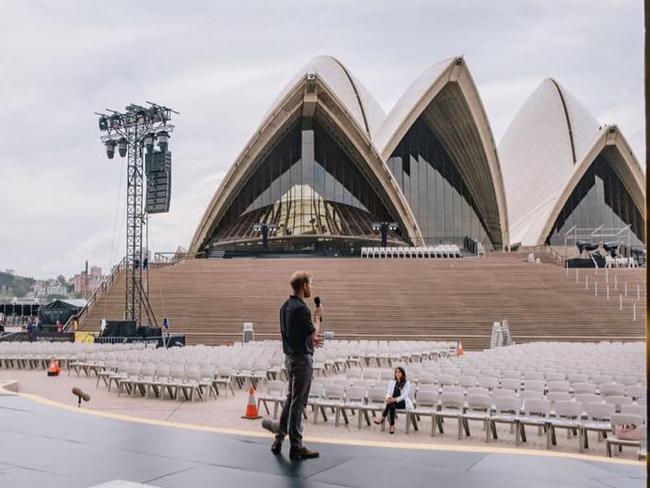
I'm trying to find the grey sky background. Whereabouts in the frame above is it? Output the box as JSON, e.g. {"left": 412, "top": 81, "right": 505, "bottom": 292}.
{"left": 0, "top": 0, "right": 644, "bottom": 278}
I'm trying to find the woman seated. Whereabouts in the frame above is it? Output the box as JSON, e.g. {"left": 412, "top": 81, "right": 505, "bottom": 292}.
{"left": 374, "top": 366, "right": 413, "bottom": 434}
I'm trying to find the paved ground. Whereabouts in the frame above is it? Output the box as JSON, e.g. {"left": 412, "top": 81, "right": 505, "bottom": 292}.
{"left": 3, "top": 369, "right": 643, "bottom": 460}
{"left": 0, "top": 392, "right": 645, "bottom": 488}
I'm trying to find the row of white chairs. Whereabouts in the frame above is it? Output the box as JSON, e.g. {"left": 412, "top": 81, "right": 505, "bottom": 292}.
{"left": 313, "top": 341, "right": 452, "bottom": 371}
{"left": 0, "top": 342, "right": 145, "bottom": 369}
{"left": 321, "top": 378, "right": 646, "bottom": 405}
{"left": 63, "top": 341, "right": 450, "bottom": 403}
{"left": 440, "top": 342, "right": 644, "bottom": 381}
{"left": 257, "top": 380, "right": 646, "bottom": 456}
{"left": 3, "top": 340, "right": 641, "bottom": 380}
{"left": 97, "top": 361, "right": 237, "bottom": 401}
{"left": 339, "top": 370, "right": 646, "bottom": 399}
{"left": 387, "top": 367, "right": 645, "bottom": 388}
{"left": 605, "top": 256, "right": 639, "bottom": 268}
{"left": 360, "top": 245, "right": 462, "bottom": 258}
{"left": 66, "top": 341, "right": 448, "bottom": 382}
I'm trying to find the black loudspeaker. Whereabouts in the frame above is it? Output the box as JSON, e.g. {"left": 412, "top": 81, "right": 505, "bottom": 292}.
{"left": 136, "top": 326, "right": 162, "bottom": 338}
{"left": 145, "top": 151, "right": 171, "bottom": 214}
{"left": 103, "top": 320, "right": 137, "bottom": 337}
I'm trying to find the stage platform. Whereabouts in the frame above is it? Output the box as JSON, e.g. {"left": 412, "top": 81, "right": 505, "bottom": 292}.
{"left": 0, "top": 393, "right": 644, "bottom": 488}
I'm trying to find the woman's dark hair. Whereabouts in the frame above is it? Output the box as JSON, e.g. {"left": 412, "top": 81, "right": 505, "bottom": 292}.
{"left": 394, "top": 367, "right": 406, "bottom": 387}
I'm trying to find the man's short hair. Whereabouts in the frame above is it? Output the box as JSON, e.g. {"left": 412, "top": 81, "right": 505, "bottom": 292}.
{"left": 290, "top": 271, "right": 312, "bottom": 293}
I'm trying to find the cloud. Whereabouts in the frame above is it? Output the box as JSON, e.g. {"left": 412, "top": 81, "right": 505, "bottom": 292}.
{"left": 0, "top": 0, "right": 643, "bottom": 277}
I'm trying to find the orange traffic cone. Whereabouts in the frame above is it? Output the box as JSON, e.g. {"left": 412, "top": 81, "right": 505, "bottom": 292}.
{"left": 47, "top": 359, "right": 61, "bottom": 377}
{"left": 456, "top": 341, "right": 464, "bottom": 357}
{"left": 242, "top": 385, "right": 262, "bottom": 419}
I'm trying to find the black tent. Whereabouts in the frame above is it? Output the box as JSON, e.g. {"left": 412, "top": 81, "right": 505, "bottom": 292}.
{"left": 0, "top": 303, "right": 40, "bottom": 316}
{"left": 38, "top": 299, "right": 86, "bottom": 326}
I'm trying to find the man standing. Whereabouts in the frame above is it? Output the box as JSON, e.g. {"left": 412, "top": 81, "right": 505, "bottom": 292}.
{"left": 262, "top": 271, "right": 322, "bottom": 460}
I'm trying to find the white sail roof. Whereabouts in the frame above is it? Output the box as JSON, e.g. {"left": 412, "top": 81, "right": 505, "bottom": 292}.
{"left": 264, "top": 56, "right": 385, "bottom": 138}
{"left": 193, "top": 57, "right": 648, "bottom": 254}
{"left": 499, "top": 79, "right": 602, "bottom": 246}
{"left": 373, "top": 57, "right": 456, "bottom": 156}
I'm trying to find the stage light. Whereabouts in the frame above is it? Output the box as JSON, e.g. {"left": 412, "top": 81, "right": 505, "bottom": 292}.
{"left": 146, "top": 107, "right": 158, "bottom": 123}
{"left": 94, "top": 101, "right": 177, "bottom": 326}
{"left": 118, "top": 138, "right": 128, "bottom": 157}
{"left": 253, "top": 223, "right": 277, "bottom": 249}
{"left": 576, "top": 240, "right": 598, "bottom": 255}
{"left": 110, "top": 114, "right": 121, "bottom": 129}
{"left": 144, "top": 133, "right": 155, "bottom": 154}
{"left": 603, "top": 241, "right": 619, "bottom": 257}
{"left": 136, "top": 109, "right": 146, "bottom": 125}
{"left": 157, "top": 131, "right": 169, "bottom": 152}
{"left": 105, "top": 140, "right": 116, "bottom": 159}
{"left": 371, "top": 221, "right": 398, "bottom": 248}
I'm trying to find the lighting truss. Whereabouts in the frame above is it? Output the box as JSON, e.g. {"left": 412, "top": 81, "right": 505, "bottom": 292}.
{"left": 96, "top": 102, "right": 178, "bottom": 326}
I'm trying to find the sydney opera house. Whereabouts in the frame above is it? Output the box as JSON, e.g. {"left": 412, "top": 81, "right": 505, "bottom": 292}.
{"left": 80, "top": 55, "right": 646, "bottom": 349}
{"left": 189, "top": 55, "right": 645, "bottom": 257}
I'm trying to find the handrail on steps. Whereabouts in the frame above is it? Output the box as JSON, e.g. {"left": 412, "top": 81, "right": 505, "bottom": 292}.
{"left": 68, "top": 256, "right": 127, "bottom": 330}
{"left": 67, "top": 249, "right": 187, "bottom": 331}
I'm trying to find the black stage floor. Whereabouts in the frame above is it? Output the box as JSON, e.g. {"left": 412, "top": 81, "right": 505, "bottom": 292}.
{"left": 0, "top": 394, "right": 645, "bottom": 488}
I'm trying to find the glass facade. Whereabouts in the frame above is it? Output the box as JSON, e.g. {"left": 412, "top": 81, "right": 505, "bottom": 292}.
{"left": 210, "top": 121, "right": 404, "bottom": 249}
{"left": 546, "top": 154, "right": 645, "bottom": 246}
{"left": 386, "top": 118, "right": 494, "bottom": 248}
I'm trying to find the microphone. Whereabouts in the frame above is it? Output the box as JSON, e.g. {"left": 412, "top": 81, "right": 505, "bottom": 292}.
{"left": 72, "top": 387, "right": 91, "bottom": 408}
{"left": 314, "top": 296, "right": 323, "bottom": 323}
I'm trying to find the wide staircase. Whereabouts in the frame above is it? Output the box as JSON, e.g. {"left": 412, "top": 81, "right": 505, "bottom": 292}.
{"left": 79, "top": 252, "right": 646, "bottom": 350}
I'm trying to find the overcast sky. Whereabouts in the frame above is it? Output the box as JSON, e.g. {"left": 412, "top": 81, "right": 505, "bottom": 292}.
{"left": 0, "top": 0, "right": 644, "bottom": 278}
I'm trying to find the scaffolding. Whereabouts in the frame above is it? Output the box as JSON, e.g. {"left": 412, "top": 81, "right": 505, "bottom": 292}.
{"left": 562, "top": 224, "right": 636, "bottom": 267}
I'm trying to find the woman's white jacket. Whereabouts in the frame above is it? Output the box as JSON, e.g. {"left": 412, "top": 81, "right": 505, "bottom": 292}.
{"left": 385, "top": 380, "right": 414, "bottom": 410}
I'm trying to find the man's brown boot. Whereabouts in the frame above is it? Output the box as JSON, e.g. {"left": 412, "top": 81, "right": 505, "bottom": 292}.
{"left": 289, "top": 446, "right": 320, "bottom": 460}
{"left": 270, "top": 438, "right": 282, "bottom": 454}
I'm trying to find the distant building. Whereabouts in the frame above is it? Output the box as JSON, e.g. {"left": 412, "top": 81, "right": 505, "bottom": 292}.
{"left": 46, "top": 283, "right": 67, "bottom": 297}
{"left": 4, "top": 269, "right": 15, "bottom": 276}
{"left": 73, "top": 265, "right": 104, "bottom": 297}
{"left": 32, "top": 282, "right": 47, "bottom": 298}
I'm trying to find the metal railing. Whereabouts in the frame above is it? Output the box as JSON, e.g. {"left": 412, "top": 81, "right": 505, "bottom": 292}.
{"left": 70, "top": 249, "right": 180, "bottom": 331}
{"left": 153, "top": 247, "right": 188, "bottom": 265}
{"left": 530, "top": 244, "right": 563, "bottom": 265}
{"left": 547, "top": 246, "right": 562, "bottom": 263}
{"left": 71, "top": 256, "right": 128, "bottom": 329}
{"left": 69, "top": 248, "right": 181, "bottom": 331}
{"left": 563, "top": 224, "right": 634, "bottom": 263}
